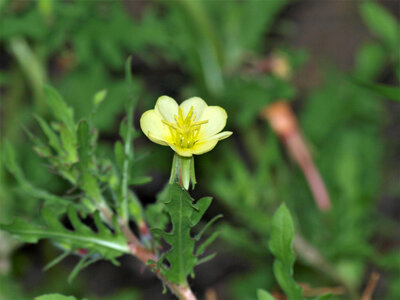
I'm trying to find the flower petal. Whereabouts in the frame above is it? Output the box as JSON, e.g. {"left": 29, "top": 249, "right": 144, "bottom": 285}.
{"left": 198, "top": 106, "right": 228, "bottom": 138}
{"left": 167, "top": 143, "right": 193, "bottom": 157}
{"left": 200, "top": 131, "right": 233, "bottom": 142}
{"left": 180, "top": 97, "right": 207, "bottom": 121}
{"left": 140, "top": 110, "right": 168, "bottom": 146}
{"left": 155, "top": 96, "right": 179, "bottom": 123}
{"left": 191, "top": 139, "right": 219, "bottom": 155}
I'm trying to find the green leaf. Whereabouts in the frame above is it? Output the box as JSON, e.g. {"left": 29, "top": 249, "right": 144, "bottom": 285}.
{"left": 191, "top": 196, "right": 212, "bottom": 226}
{"left": 269, "top": 204, "right": 295, "bottom": 264}
{"left": 157, "top": 183, "right": 197, "bottom": 284}
{"left": 43, "top": 251, "right": 71, "bottom": 271}
{"left": 34, "top": 115, "right": 63, "bottom": 154}
{"left": 360, "top": 1, "right": 399, "bottom": 51}
{"left": 194, "top": 214, "right": 222, "bottom": 241}
{"left": 129, "top": 176, "right": 152, "bottom": 186}
{"left": 21, "top": 125, "right": 52, "bottom": 158}
{"left": 154, "top": 184, "right": 218, "bottom": 285}
{"left": 273, "top": 260, "right": 302, "bottom": 300}
{"left": 93, "top": 89, "right": 107, "bottom": 108}
{"left": 3, "top": 140, "right": 75, "bottom": 208}
{"left": 35, "top": 294, "right": 77, "bottom": 300}
{"left": 68, "top": 252, "right": 100, "bottom": 283}
{"left": 195, "top": 231, "right": 219, "bottom": 257}
{"left": 353, "top": 42, "right": 386, "bottom": 80}
{"left": 196, "top": 252, "right": 216, "bottom": 266}
{"left": 77, "top": 121, "right": 102, "bottom": 203}
{"left": 145, "top": 202, "right": 169, "bottom": 231}
{"left": 114, "top": 141, "right": 125, "bottom": 171}
{"left": 117, "top": 58, "right": 138, "bottom": 222}
{"left": 351, "top": 77, "right": 400, "bottom": 102}
{"left": 9, "top": 37, "right": 46, "bottom": 102}
{"left": 43, "top": 85, "right": 75, "bottom": 131}
{"left": 1, "top": 206, "right": 129, "bottom": 263}
{"left": 257, "top": 289, "right": 275, "bottom": 300}
{"left": 60, "top": 123, "right": 78, "bottom": 163}
{"left": 268, "top": 204, "right": 302, "bottom": 300}
{"left": 313, "top": 294, "right": 332, "bottom": 300}
{"left": 125, "top": 56, "right": 134, "bottom": 93}
{"left": 127, "top": 192, "right": 145, "bottom": 224}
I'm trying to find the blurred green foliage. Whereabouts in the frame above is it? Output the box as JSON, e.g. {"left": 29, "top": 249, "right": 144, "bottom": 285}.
{"left": 1, "top": 0, "right": 399, "bottom": 299}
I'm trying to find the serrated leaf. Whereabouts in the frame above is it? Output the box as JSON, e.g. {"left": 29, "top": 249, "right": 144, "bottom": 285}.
{"left": 22, "top": 125, "right": 52, "bottom": 158}
{"left": 43, "top": 85, "right": 75, "bottom": 131}
{"left": 156, "top": 184, "right": 197, "bottom": 284}
{"left": 60, "top": 123, "right": 78, "bottom": 163}
{"left": 257, "top": 289, "right": 275, "bottom": 300}
{"left": 77, "top": 121, "right": 102, "bottom": 203}
{"left": 3, "top": 140, "right": 75, "bottom": 208}
{"left": 191, "top": 196, "right": 212, "bottom": 226}
{"left": 153, "top": 184, "right": 220, "bottom": 284}
{"left": 118, "top": 93, "right": 136, "bottom": 222}
{"left": 145, "top": 202, "right": 169, "bottom": 231}
{"left": 127, "top": 192, "right": 145, "bottom": 223}
{"left": 35, "top": 294, "right": 77, "bottom": 300}
{"left": 0, "top": 207, "right": 129, "bottom": 261}
{"left": 34, "top": 114, "right": 63, "bottom": 153}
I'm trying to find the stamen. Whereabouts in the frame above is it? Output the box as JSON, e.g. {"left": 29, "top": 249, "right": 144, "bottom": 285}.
{"left": 162, "top": 105, "right": 208, "bottom": 148}
{"left": 184, "top": 106, "right": 194, "bottom": 123}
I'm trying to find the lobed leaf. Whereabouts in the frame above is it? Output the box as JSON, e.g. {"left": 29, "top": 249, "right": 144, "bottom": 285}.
{"left": 34, "top": 114, "right": 63, "bottom": 154}
{"left": 154, "top": 183, "right": 219, "bottom": 285}
{"left": 3, "top": 140, "right": 77, "bottom": 208}
{"left": 43, "top": 85, "right": 75, "bottom": 131}
{"left": 0, "top": 206, "right": 129, "bottom": 271}
{"left": 77, "top": 121, "right": 102, "bottom": 203}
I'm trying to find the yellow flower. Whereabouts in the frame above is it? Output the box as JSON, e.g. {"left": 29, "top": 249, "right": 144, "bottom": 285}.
{"left": 140, "top": 96, "right": 232, "bottom": 157}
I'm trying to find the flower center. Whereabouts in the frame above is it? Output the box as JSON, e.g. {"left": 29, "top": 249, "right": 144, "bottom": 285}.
{"left": 162, "top": 106, "right": 208, "bottom": 148}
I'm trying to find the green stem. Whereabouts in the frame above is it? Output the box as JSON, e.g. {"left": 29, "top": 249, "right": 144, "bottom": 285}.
{"left": 120, "top": 100, "right": 135, "bottom": 222}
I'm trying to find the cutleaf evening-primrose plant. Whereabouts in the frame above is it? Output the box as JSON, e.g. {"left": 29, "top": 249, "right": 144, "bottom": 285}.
{"left": 2, "top": 59, "right": 317, "bottom": 300}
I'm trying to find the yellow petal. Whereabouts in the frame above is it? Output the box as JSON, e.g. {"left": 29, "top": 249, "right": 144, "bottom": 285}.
{"left": 198, "top": 106, "right": 228, "bottom": 138}
{"left": 200, "top": 131, "right": 233, "bottom": 142}
{"left": 167, "top": 143, "right": 194, "bottom": 157}
{"left": 191, "top": 139, "right": 219, "bottom": 155}
{"left": 140, "top": 110, "right": 168, "bottom": 146}
{"left": 155, "top": 96, "right": 179, "bottom": 123}
{"left": 180, "top": 97, "right": 207, "bottom": 121}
